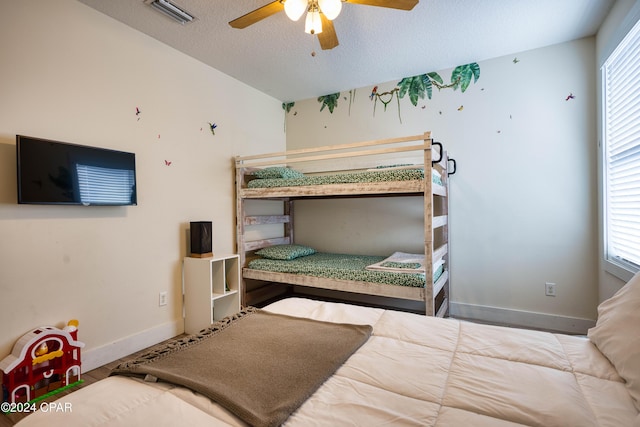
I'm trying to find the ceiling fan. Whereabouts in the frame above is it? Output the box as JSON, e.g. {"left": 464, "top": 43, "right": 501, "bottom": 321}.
{"left": 229, "top": 0, "right": 419, "bottom": 50}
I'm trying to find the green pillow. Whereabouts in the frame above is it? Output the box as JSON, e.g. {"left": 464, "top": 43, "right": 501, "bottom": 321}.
{"left": 254, "top": 167, "right": 305, "bottom": 179}
{"left": 255, "top": 244, "right": 316, "bottom": 260}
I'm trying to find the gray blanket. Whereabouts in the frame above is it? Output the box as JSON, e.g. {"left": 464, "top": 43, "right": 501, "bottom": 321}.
{"left": 111, "top": 307, "right": 372, "bottom": 427}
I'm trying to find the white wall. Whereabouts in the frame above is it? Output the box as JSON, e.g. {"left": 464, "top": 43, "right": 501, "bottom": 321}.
{"left": 286, "top": 38, "right": 599, "bottom": 332}
{"left": 0, "top": 0, "right": 285, "bottom": 369}
{"left": 596, "top": 0, "right": 640, "bottom": 301}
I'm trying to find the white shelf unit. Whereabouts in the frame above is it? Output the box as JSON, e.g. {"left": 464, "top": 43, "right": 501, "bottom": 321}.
{"left": 183, "top": 254, "right": 241, "bottom": 334}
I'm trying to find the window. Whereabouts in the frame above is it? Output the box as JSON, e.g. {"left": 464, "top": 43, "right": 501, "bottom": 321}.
{"left": 603, "top": 18, "right": 640, "bottom": 275}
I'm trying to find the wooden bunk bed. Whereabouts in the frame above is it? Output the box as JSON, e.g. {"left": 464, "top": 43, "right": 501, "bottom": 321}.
{"left": 234, "top": 132, "right": 453, "bottom": 316}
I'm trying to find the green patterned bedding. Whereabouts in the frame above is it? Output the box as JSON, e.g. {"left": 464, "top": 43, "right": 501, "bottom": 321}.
{"left": 247, "top": 168, "right": 442, "bottom": 189}
{"left": 248, "top": 252, "right": 445, "bottom": 288}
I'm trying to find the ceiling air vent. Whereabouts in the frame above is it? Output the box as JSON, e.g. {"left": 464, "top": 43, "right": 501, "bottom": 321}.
{"left": 147, "top": 0, "right": 195, "bottom": 24}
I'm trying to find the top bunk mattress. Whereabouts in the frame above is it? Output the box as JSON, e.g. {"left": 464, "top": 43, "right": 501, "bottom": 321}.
{"left": 247, "top": 252, "right": 444, "bottom": 288}
{"left": 247, "top": 167, "right": 441, "bottom": 189}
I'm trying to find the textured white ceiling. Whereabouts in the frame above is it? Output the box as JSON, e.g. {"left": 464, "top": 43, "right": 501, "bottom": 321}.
{"left": 76, "top": 0, "right": 614, "bottom": 102}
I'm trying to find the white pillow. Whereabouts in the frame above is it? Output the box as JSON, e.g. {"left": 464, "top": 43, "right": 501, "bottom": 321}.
{"left": 588, "top": 272, "right": 640, "bottom": 411}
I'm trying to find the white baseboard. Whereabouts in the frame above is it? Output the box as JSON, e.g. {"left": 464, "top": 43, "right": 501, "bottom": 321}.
{"left": 450, "top": 302, "right": 595, "bottom": 334}
{"left": 82, "top": 319, "right": 184, "bottom": 372}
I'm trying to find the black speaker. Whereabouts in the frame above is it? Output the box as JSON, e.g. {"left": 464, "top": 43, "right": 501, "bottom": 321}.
{"left": 190, "top": 221, "right": 212, "bottom": 258}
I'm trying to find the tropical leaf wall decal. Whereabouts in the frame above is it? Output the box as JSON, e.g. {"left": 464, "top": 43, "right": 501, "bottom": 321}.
{"left": 282, "top": 102, "right": 295, "bottom": 113}
{"left": 451, "top": 63, "right": 481, "bottom": 92}
{"left": 397, "top": 72, "right": 444, "bottom": 106}
{"left": 397, "top": 75, "right": 429, "bottom": 106}
{"left": 427, "top": 72, "right": 445, "bottom": 88}
{"left": 318, "top": 93, "right": 340, "bottom": 113}
{"left": 312, "top": 63, "right": 480, "bottom": 117}
{"left": 397, "top": 63, "right": 479, "bottom": 106}
{"left": 282, "top": 102, "right": 295, "bottom": 132}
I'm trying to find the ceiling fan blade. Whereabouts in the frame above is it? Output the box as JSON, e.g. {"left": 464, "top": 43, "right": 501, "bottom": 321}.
{"left": 229, "top": 1, "right": 285, "bottom": 29}
{"left": 345, "top": 0, "right": 419, "bottom": 11}
{"left": 318, "top": 14, "right": 339, "bottom": 50}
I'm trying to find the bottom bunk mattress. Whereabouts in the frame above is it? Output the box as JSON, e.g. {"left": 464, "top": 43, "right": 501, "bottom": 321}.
{"left": 13, "top": 296, "right": 640, "bottom": 427}
{"left": 247, "top": 252, "right": 444, "bottom": 288}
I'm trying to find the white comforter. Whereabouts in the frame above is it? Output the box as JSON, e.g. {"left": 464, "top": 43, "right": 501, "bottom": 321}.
{"left": 16, "top": 298, "right": 639, "bottom": 426}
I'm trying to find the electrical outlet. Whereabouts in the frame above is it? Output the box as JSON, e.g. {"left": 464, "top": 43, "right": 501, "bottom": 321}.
{"left": 545, "top": 282, "right": 556, "bottom": 297}
{"left": 159, "top": 291, "right": 168, "bottom": 306}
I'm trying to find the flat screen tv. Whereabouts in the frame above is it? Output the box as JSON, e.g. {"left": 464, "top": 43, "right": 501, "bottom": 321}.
{"left": 16, "top": 135, "right": 137, "bottom": 206}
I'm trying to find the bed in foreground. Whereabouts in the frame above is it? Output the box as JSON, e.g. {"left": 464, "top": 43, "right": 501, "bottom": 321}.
{"left": 14, "top": 274, "right": 640, "bottom": 426}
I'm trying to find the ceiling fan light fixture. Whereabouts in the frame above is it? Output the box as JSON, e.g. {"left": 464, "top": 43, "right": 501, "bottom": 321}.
{"left": 318, "top": 0, "right": 342, "bottom": 20}
{"left": 304, "top": 9, "right": 323, "bottom": 34}
{"left": 284, "top": 0, "right": 307, "bottom": 21}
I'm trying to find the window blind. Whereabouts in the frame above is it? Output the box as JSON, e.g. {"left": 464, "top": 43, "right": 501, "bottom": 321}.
{"left": 603, "top": 18, "right": 640, "bottom": 270}
{"left": 76, "top": 164, "right": 136, "bottom": 205}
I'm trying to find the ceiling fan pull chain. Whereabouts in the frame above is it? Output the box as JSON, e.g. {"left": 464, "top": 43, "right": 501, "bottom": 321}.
{"left": 310, "top": 32, "right": 317, "bottom": 56}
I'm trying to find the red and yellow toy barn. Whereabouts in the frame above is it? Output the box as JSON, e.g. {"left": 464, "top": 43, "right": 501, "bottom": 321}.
{"left": 0, "top": 320, "right": 84, "bottom": 403}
